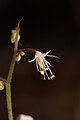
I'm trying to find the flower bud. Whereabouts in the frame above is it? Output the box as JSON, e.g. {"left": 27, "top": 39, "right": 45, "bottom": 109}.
{"left": 10, "top": 29, "right": 20, "bottom": 43}
{"left": 16, "top": 54, "right": 21, "bottom": 62}
{"left": 20, "top": 51, "right": 25, "bottom": 56}
{"left": 0, "top": 81, "right": 4, "bottom": 90}
{"left": 16, "top": 51, "right": 25, "bottom": 62}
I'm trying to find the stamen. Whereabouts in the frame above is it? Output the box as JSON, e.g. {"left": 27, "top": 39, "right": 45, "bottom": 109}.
{"left": 40, "top": 70, "right": 44, "bottom": 75}
{"left": 45, "top": 68, "right": 48, "bottom": 70}
{"left": 39, "top": 63, "right": 43, "bottom": 69}
{"left": 43, "top": 76, "right": 46, "bottom": 80}
{"left": 48, "top": 77, "right": 50, "bottom": 80}
{"left": 50, "top": 75, "right": 55, "bottom": 79}
{"left": 48, "top": 75, "right": 55, "bottom": 80}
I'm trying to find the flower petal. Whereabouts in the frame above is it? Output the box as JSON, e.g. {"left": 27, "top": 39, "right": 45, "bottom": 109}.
{"left": 28, "top": 58, "right": 36, "bottom": 62}
{"left": 44, "top": 50, "right": 51, "bottom": 56}
{"left": 46, "top": 54, "right": 59, "bottom": 58}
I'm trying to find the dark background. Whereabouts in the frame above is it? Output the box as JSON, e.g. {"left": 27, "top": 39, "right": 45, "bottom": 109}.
{"left": 0, "top": 0, "right": 80, "bottom": 120}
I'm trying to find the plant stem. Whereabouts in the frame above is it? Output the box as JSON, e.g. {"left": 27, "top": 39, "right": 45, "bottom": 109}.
{"left": 6, "top": 41, "right": 18, "bottom": 120}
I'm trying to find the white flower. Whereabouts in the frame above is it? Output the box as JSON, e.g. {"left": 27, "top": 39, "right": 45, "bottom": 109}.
{"left": 28, "top": 50, "right": 58, "bottom": 80}
{"left": 16, "top": 114, "right": 34, "bottom": 120}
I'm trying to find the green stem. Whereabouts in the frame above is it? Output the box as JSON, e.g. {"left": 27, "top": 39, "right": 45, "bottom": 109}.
{"left": 6, "top": 41, "right": 18, "bottom": 120}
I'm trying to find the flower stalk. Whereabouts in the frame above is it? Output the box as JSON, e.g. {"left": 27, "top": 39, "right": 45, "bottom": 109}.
{"left": 5, "top": 18, "right": 21, "bottom": 120}
{"left": 5, "top": 41, "right": 18, "bottom": 120}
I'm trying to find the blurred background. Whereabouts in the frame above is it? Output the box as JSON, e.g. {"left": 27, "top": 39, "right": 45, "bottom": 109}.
{"left": 0, "top": 0, "right": 80, "bottom": 120}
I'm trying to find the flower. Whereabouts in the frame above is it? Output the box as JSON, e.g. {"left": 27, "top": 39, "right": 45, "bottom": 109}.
{"left": 16, "top": 114, "right": 34, "bottom": 120}
{"left": 28, "top": 50, "right": 59, "bottom": 80}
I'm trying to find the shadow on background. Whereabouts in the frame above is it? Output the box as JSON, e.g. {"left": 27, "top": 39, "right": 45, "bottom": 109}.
{"left": 0, "top": 0, "right": 80, "bottom": 120}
